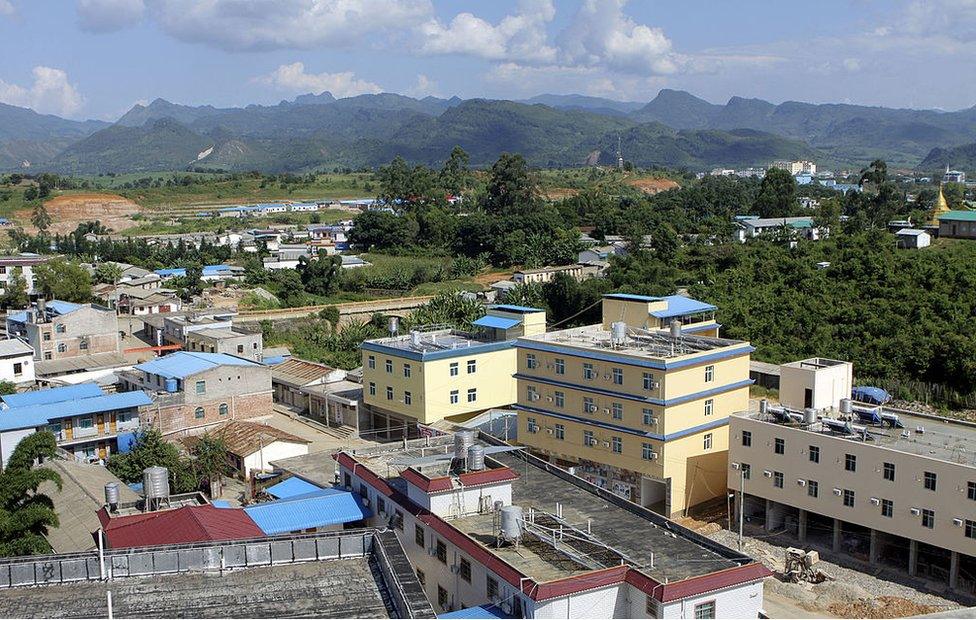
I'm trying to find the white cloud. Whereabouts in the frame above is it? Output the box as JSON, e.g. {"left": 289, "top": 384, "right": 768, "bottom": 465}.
{"left": 255, "top": 62, "right": 383, "bottom": 98}
{"left": 77, "top": 0, "right": 145, "bottom": 33}
{"left": 406, "top": 74, "right": 439, "bottom": 98}
{"left": 419, "top": 0, "right": 556, "bottom": 63}
{"left": 0, "top": 66, "right": 84, "bottom": 117}
{"left": 0, "top": 1, "right": 15, "bottom": 16}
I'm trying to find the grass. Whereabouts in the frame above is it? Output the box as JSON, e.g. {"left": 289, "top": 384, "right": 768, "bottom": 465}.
{"left": 410, "top": 280, "right": 485, "bottom": 295}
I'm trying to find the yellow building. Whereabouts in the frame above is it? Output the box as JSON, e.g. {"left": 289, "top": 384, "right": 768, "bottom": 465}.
{"left": 515, "top": 293, "right": 752, "bottom": 518}
{"left": 360, "top": 305, "right": 546, "bottom": 436}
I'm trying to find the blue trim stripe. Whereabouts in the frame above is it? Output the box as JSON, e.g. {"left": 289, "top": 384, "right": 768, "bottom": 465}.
{"left": 360, "top": 338, "right": 516, "bottom": 362}
{"left": 515, "top": 374, "right": 753, "bottom": 406}
{"left": 514, "top": 340, "right": 754, "bottom": 371}
{"left": 515, "top": 403, "right": 730, "bottom": 442}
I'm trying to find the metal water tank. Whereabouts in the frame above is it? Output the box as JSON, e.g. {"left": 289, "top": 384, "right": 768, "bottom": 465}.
{"left": 670, "top": 320, "right": 681, "bottom": 338}
{"left": 142, "top": 466, "right": 170, "bottom": 499}
{"left": 410, "top": 331, "right": 421, "bottom": 346}
{"left": 388, "top": 316, "right": 399, "bottom": 336}
{"left": 104, "top": 482, "right": 120, "bottom": 509}
{"left": 759, "top": 399, "right": 769, "bottom": 415}
{"left": 454, "top": 430, "right": 475, "bottom": 460}
{"left": 466, "top": 445, "right": 485, "bottom": 471}
{"left": 803, "top": 408, "right": 818, "bottom": 425}
{"left": 610, "top": 321, "right": 627, "bottom": 344}
{"left": 164, "top": 378, "right": 178, "bottom": 393}
{"left": 839, "top": 398, "right": 853, "bottom": 415}
{"left": 500, "top": 505, "right": 523, "bottom": 541}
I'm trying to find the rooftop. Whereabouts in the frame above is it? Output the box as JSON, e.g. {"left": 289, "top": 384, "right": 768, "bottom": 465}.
{"left": 98, "top": 504, "right": 264, "bottom": 549}
{"left": 0, "top": 338, "right": 33, "bottom": 358}
{"left": 0, "top": 387, "right": 151, "bottom": 431}
{"left": 939, "top": 210, "right": 976, "bottom": 222}
{"left": 244, "top": 488, "right": 371, "bottom": 535}
{"left": 1, "top": 383, "right": 103, "bottom": 408}
{"left": 362, "top": 328, "right": 514, "bottom": 361}
{"left": 181, "top": 420, "right": 309, "bottom": 457}
{"left": 134, "top": 351, "right": 261, "bottom": 380}
{"left": 271, "top": 357, "right": 341, "bottom": 387}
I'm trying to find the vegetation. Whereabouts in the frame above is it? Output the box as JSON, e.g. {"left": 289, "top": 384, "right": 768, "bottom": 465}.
{"left": 0, "top": 432, "right": 62, "bottom": 557}
{"left": 106, "top": 429, "right": 198, "bottom": 494}
{"left": 33, "top": 258, "right": 93, "bottom": 303}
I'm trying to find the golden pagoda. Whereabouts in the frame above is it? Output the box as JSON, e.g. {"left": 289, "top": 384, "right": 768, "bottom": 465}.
{"left": 927, "top": 184, "right": 951, "bottom": 226}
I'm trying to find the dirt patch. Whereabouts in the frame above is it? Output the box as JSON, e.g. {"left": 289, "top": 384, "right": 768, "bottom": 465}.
{"left": 473, "top": 270, "right": 513, "bottom": 286}
{"left": 626, "top": 178, "right": 680, "bottom": 194}
{"left": 19, "top": 193, "right": 143, "bottom": 233}
{"left": 543, "top": 188, "right": 580, "bottom": 200}
{"left": 828, "top": 596, "right": 938, "bottom": 618}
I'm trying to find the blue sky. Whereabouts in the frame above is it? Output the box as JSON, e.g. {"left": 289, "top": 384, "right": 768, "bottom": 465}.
{"left": 0, "top": 0, "right": 972, "bottom": 120}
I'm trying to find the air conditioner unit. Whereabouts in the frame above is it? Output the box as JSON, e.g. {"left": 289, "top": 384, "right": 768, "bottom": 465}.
{"left": 833, "top": 488, "right": 842, "bottom": 496}
{"left": 530, "top": 393, "right": 540, "bottom": 401}
{"left": 585, "top": 438, "right": 595, "bottom": 446}
{"left": 546, "top": 428, "right": 553, "bottom": 434}
{"left": 763, "top": 470, "right": 772, "bottom": 478}
{"left": 362, "top": 498, "right": 370, "bottom": 507}
{"left": 602, "top": 441, "right": 611, "bottom": 448}
{"left": 604, "top": 374, "right": 611, "bottom": 380}
{"left": 651, "top": 381, "right": 660, "bottom": 389}
{"left": 603, "top": 408, "right": 611, "bottom": 415}
{"left": 870, "top": 498, "right": 880, "bottom": 505}
{"left": 546, "top": 396, "right": 553, "bottom": 402}
{"left": 648, "top": 451, "right": 659, "bottom": 460}
{"left": 427, "top": 547, "right": 438, "bottom": 557}
{"left": 730, "top": 462, "right": 740, "bottom": 470}
{"left": 450, "top": 565, "right": 460, "bottom": 574}
{"left": 797, "top": 479, "right": 806, "bottom": 487}
{"left": 910, "top": 507, "right": 921, "bottom": 516}
{"left": 954, "top": 518, "right": 964, "bottom": 527}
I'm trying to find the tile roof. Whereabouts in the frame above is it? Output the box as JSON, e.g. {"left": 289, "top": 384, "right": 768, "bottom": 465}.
{"left": 134, "top": 351, "right": 260, "bottom": 380}
{"left": 99, "top": 505, "right": 264, "bottom": 549}
{"left": 244, "top": 489, "right": 370, "bottom": 536}
{"left": 182, "top": 421, "right": 309, "bottom": 457}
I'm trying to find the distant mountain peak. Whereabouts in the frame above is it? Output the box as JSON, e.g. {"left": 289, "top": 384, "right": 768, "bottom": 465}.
{"left": 293, "top": 91, "right": 336, "bottom": 106}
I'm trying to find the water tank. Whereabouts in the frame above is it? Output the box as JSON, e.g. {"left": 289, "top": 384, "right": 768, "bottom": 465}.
{"left": 500, "top": 505, "right": 523, "bottom": 541}
{"left": 803, "top": 407, "right": 818, "bottom": 425}
{"left": 142, "top": 466, "right": 170, "bottom": 499}
{"left": 466, "top": 445, "right": 485, "bottom": 471}
{"left": 164, "top": 377, "right": 178, "bottom": 393}
{"left": 839, "top": 398, "right": 853, "bottom": 415}
{"left": 104, "top": 482, "right": 120, "bottom": 509}
{"left": 610, "top": 321, "right": 627, "bottom": 345}
{"left": 37, "top": 299, "right": 46, "bottom": 315}
{"left": 669, "top": 320, "right": 681, "bottom": 339}
{"left": 410, "top": 331, "right": 421, "bottom": 346}
{"left": 454, "top": 430, "right": 475, "bottom": 460}
{"left": 759, "top": 399, "right": 769, "bottom": 415}
{"left": 388, "top": 316, "right": 399, "bottom": 336}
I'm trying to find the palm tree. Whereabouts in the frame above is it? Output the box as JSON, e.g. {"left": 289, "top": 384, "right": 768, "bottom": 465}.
{"left": 0, "top": 432, "right": 62, "bottom": 556}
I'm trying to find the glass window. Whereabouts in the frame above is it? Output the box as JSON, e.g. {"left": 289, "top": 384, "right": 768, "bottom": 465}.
{"left": 367, "top": 355, "right": 375, "bottom": 369}
{"left": 416, "top": 568, "right": 426, "bottom": 587}
{"left": 924, "top": 471, "right": 937, "bottom": 491}
{"left": 774, "top": 438, "right": 785, "bottom": 454}
{"left": 437, "top": 586, "right": 448, "bottom": 610}
{"left": 467, "top": 388, "right": 477, "bottom": 402}
{"left": 611, "top": 436, "right": 622, "bottom": 453}
{"left": 583, "top": 397, "right": 594, "bottom": 414}
{"left": 79, "top": 417, "right": 94, "bottom": 429}
{"left": 642, "top": 372, "right": 655, "bottom": 390}
{"left": 487, "top": 575, "right": 499, "bottom": 599}
{"left": 642, "top": 443, "right": 655, "bottom": 460}
{"left": 435, "top": 540, "right": 447, "bottom": 564}
{"left": 526, "top": 354, "right": 537, "bottom": 369}
{"left": 881, "top": 499, "right": 893, "bottom": 518}
{"left": 404, "top": 391, "right": 412, "bottom": 405}
{"left": 809, "top": 446, "right": 820, "bottom": 463}
{"left": 704, "top": 399, "right": 713, "bottom": 416}
{"left": 449, "top": 362, "right": 458, "bottom": 376}
{"left": 922, "top": 508, "right": 935, "bottom": 528}
{"left": 219, "top": 403, "right": 228, "bottom": 416}
{"left": 584, "top": 430, "right": 594, "bottom": 447}
{"left": 742, "top": 431, "right": 752, "bottom": 446}
{"left": 704, "top": 365, "right": 714, "bottom": 382}
{"left": 694, "top": 601, "right": 716, "bottom": 619}
{"left": 968, "top": 481, "right": 976, "bottom": 500}
{"left": 194, "top": 407, "right": 205, "bottom": 419}
{"left": 611, "top": 402, "right": 623, "bottom": 420}
{"left": 808, "top": 480, "right": 818, "bottom": 497}
{"left": 554, "top": 391, "right": 564, "bottom": 408}
{"left": 369, "top": 382, "right": 376, "bottom": 396}
{"left": 386, "top": 386, "right": 394, "bottom": 400}
{"left": 554, "top": 424, "right": 565, "bottom": 440}
{"left": 966, "top": 520, "right": 976, "bottom": 539}
{"left": 403, "top": 363, "right": 411, "bottom": 378}
{"left": 773, "top": 472, "right": 784, "bottom": 488}
{"left": 467, "top": 359, "right": 476, "bottom": 374}
{"left": 80, "top": 340, "right": 89, "bottom": 350}
{"left": 385, "top": 359, "right": 392, "bottom": 373}
{"left": 703, "top": 433, "right": 713, "bottom": 450}
{"left": 195, "top": 380, "right": 206, "bottom": 394}
{"left": 450, "top": 390, "right": 459, "bottom": 404}
{"left": 55, "top": 323, "right": 66, "bottom": 334}
{"left": 612, "top": 368, "right": 623, "bottom": 385}
{"left": 583, "top": 363, "right": 594, "bottom": 380}
{"left": 883, "top": 462, "right": 895, "bottom": 481}
{"left": 643, "top": 408, "right": 655, "bottom": 426}
{"left": 843, "top": 489, "right": 855, "bottom": 507}
{"left": 526, "top": 417, "right": 538, "bottom": 433}
{"left": 845, "top": 454, "right": 856, "bottom": 472}
{"left": 57, "top": 343, "right": 67, "bottom": 353}
{"left": 554, "top": 358, "right": 565, "bottom": 375}
{"left": 459, "top": 558, "right": 471, "bottom": 583}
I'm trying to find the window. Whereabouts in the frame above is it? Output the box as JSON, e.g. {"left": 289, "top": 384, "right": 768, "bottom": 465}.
{"left": 435, "top": 539, "right": 447, "bottom": 564}
{"left": 704, "top": 365, "right": 714, "bottom": 383}
{"left": 922, "top": 508, "right": 935, "bottom": 529}
{"left": 583, "top": 397, "right": 594, "bottom": 414}
{"left": 459, "top": 558, "right": 471, "bottom": 583}
{"left": 773, "top": 472, "right": 784, "bottom": 488}
{"left": 467, "top": 359, "right": 476, "bottom": 374}
{"left": 449, "top": 362, "right": 458, "bottom": 377}
{"left": 195, "top": 380, "right": 206, "bottom": 394}
{"left": 966, "top": 520, "right": 976, "bottom": 540}
{"left": 526, "top": 354, "right": 537, "bottom": 369}
{"left": 57, "top": 343, "right": 67, "bottom": 353}
{"left": 449, "top": 390, "right": 459, "bottom": 404}
{"left": 194, "top": 407, "right": 205, "bottom": 419}
{"left": 385, "top": 359, "right": 392, "bottom": 373}
{"left": 369, "top": 382, "right": 376, "bottom": 397}
{"left": 883, "top": 462, "right": 895, "bottom": 481}
{"left": 554, "top": 424, "right": 565, "bottom": 440}
{"left": 218, "top": 403, "right": 228, "bottom": 416}
{"left": 774, "top": 438, "right": 785, "bottom": 454}
{"left": 612, "top": 436, "right": 622, "bottom": 453}
{"left": 643, "top": 408, "right": 655, "bottom": 426}
{"left": 367, "top": 355, "right": 375, "bottom": 369}
{"left": 845, "top": 454, "right": 857, "bottom": 472}
{"left": 554, "top": 358, "right": 565, "bottom": 375}
{"left": 584, "top": 430, "right": 594, "bottom": 447}
{"left": 642, "top": 443, "right": 655, "bottom": 460}
{"left": 742, "top": 463, "right": 751, "bottom": 480}
{"left": 881, "top": 499, "right": 893, "bottom": 518}
{"left": 646, "top": 595, "right": 660, "bottom": 617}
{"left": 583, "top": 363, "right": 594, "bottom": 380}
{"left": 386, "top": 386, "right": 394, "bottom": 401}
{"left": 12, "top": 362, "right": 21, "bottom": 376}
{"left": 467, "top": 388, "right": 477, "bottom": 403}
{"left": 526, "top": 417, "right": 538, "bottom": 433}
{"left": 611, "top": 402, "right": 623, "bottom": 420}
{"left": 741, "top": 430, "right": 752, "bottom": 446}
{"left": 554, "top": 391, "right": 564, "bottom": 408}
{"left": 703, "top": 433, "right": 713, "bottom": 450}
{"left": 924, "top": 471, "right": 937, "bottom": 491}
{"left": 416, "top": 568, "right": 426, "bottom": 588}
{"left": 612, "top": 367, "right": 623, "bottom": 385}
{"left": 968, "top": 481, "right": 976, "bottom": 500}
{"left": 79, "top": 417, "right": 94, "bottom": 429}
{"left": 42, "top": 333, "right": 50, "bottom": 341}
{"left": 55, "top": 323, "right": 65, "bottom": 334}
{"left": 377, "top": 497, "right": 385, "bottom": 516}
{"left": 694, "top": 601, "right": 716, "bottom": 619}
{"left": 642, "top": 372, "right": 656, "bottom": 390}
{"left": 487, "top": 575, "right": 499, "bottom": 600}
{"left": 843, "top": 489, "right": 855, "bottom": 507}
{"left": 237, "top": 344, "right": 244, "bottom": 354}
{"left": 526, "top": 386, "right": 537, "bottom": 402}
{"left": 403, "top": 363, "right": 411, "bottom": 378}
{"left": 404, "top": 391, "right": 412, "bottom": 405}
{"left": 437, "top": 585, "right": 448, "bottom": 610}
{"left": 79, "top": 340, "right": 89, "bottom": 350}
{"left": 704, "top": 399, "right": 713, "bottom": 416}
{"left": 808, "top": 480, "right": 818, "bottom": 498}
{"left": 809, "top": 446, "right": 820, "bottom": 463}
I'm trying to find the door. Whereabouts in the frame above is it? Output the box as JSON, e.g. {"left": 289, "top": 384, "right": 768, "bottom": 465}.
{"left": 804, "top": 388, "right": 813, "bottom": 409}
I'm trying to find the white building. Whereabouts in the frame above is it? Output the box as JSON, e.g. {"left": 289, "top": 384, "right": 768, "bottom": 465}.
{"left": 0, "top": 339, "right": 34, "bottom": 384}
{"left": 182, "top": 420, "right": 309, "bottom": 479}
{"left": 779, "top": 358, "right": 853, "bottom": 412}
{"left": 895, "top": 228, "right": 931, "bottom": 249}
{"left": 0, "top": 254, "right": 49, "bottom": 296}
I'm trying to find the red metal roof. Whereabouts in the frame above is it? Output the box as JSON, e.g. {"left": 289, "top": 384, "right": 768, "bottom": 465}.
{"left": 400, "top": 466, "right": 519, "bottom": 494}
{"left": 98, "top": 505, "right": 264, "bottom": 549}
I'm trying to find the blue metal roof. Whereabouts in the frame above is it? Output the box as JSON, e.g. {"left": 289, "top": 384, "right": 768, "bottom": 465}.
{"left": 650, "top": 295, "right": 716, "bottom": 319}
{"left": 489, "top": 304, "right": 544, "bottom": 314}
{"left": 261, "top": 355, "right": 288, "bottom": 366}
{"left": 439, "top": 604, "right": 514, "bottom": 619}
{"left": 852, "top": 386, "right": 891, "bottom": 405}
{"left": 155, "top": 265, "right": 236, "bottom": 278}
{"left": 47, "top": 300, "right": 82, "bottom": 315}
{"left": 211, "top": 500, "right": 232, "bottom": 508}
{"left": 472, "top": 315, "right": 522, "bottom": 330}
{"left": 2, "top": 383, "right": 103, "bottom": 408}
{"left": 6, "top": 311, "right": 27, "bottom": 323}
{"left": 135, "top": 351, "right": 259, "bottom": 380}
{"left": 244, "top": 489, "right": 371, "bottom": 535}
{"left": 265, "top": 476, "right": 323, "bottom": 499}
{"left": 0, "top": 390, "right": 153, "bottom": 431}
{"left": 603, "top": 293, "right": 660, "bottom": 302}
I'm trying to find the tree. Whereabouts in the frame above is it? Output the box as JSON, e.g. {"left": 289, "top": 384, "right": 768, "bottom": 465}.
{"left": 0, "top": 381, "right": 16, "bottom": 395}
{"left": 753, "top": 168, "right": 797, "bottom": 218}
{"left": 0, "top": 432, "right": 62, "bottom": 556}
{"left": 298, "top": 252, "right": 342, "bottom": 297}
{"left": 30, "top": 203, "right": 51, "bottom": 232}
{"left": 503, "top": 282, "right": 544, "bottom": 308}
{"left": 94, "top": 262, "right": 123, "bottom": 285}
{"left": 173, "top": 264, "right": 203, "bottom": 301}
{"left": 859, "top": 159, "right": 888, "bottom": 188}
{"left": 190, "top": 434, "right": 227, "bottom": 498}
{"left": 348, "top": 210, "right": 418, "bottom": 251}
{"left": 33, "top": 258, "right": 92, "bottom": 302}
{"left": 0, "top": 268, "right": 28, "bottom": 309}
{"left": 482, "top": 153, "right": 537, "bottom": 215}
{"left": 106, "top": 429, "right": 197, "bottom": 494}
{"left": 439, "top": 146, "right": 471, "bottom": 197}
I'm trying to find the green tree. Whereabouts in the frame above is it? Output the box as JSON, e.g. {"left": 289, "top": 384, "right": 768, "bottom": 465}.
{"left": 482, "top": 153, "right": 537, "bottom": 215}
{"left": 503, "top": 282, "right": 544, "bottom": 308}
{"left": 439, "top": 146, "right": 471, "bottom": 197}
{"left": 33, "top": 258, "right": 93, "bottom": 302}
{"left": 348, "top": 210, "right": 419, "bottom": 251}
{"left": 753, "top": 168, "right": 797, "bottom": 218}
{"left": 190, "top": 434, "right": 227, "bottom": 498}
{"left": 94, "top": 262, "right": 124, "bottom": 285}
{"left": 106, "top": 429, "right": 198, "bottom": 494}
{"left": 30, "top": 203, "right": 51, "bottom": 232}
{"left": 298, "top": 252, "right": 343, "bottom": 297}
{"left": 0, "top": 268, "right": 28, "bottom": 309}
{"left": 0, "top": 381, "right": 16, "bottom": 395}
{"left": 0, "top": 432, "right": 62, "bottom": 556}
{"left": 859, "top": 159, "right": 888, "bottom": 188}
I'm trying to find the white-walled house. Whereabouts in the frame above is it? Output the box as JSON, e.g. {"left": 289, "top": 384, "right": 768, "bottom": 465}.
{"left": 0, "top": 339, "right": 34, "bottom": 384}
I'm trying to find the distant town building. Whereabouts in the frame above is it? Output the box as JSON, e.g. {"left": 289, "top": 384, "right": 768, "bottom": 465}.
{"left": 184, "top": 327, "right": 263, "bottom": 362}
{"left": 0, "top": 254, "right": 49, "bottom": 297}
{"left": 944, "top": 166, "right": 966, "bottom": 184}
{"left": 734, "top": 216, "right": 826, "bottom": 244}
{"left": 0, "top": 339, "right": 34, "bottom": 384}
{"left": 895, "top": 228, "right": 931, "bottom": 249}
{"left": 6, "top": 300, "right": 120, "bottom": 362}
{"left": 938, "top": 211, "right": 976, "bottom": 239}
{"left": 771, "top": 160, "right": 817, "bottom": 175}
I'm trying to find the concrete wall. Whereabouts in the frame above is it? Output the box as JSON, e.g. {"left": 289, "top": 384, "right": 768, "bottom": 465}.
{"left": 779, "top": 359, "right": 852, "bottom": 412}
{"left": 185, "top": 331, "right": 263, "bottom": 362}
{"left": 0, "top": 428, "right": 34, "bottom": 468}
{"left": 0, "top": 353, "right": 33, "bottom": 383}
{"left": 25, "top": 306, "right": 120, "bottom": 361}
{"left": 241, "top": 440, "right": 308, "bottom": 477}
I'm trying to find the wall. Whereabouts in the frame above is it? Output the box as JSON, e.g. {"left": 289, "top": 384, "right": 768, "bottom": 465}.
{"left": 0, "top": 427, "right": 34, "bottom": 468}
{"left": 660, "top": 581, "right": 764, "bottom": 619}
{"left": 779, "top": 360, "right": 852, "bottom": 412}
{"left": 153, "top": 391, "right": 273, "bottom": 436}
{"left": 0, "top": 354, "right": 34, "bottom": 383}
{"left": 241, "top": 441, "right": 309, "bottom": 477}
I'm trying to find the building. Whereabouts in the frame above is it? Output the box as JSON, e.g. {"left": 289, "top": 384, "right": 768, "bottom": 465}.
{"left": 304, "top": 379, "right": 363, "bottom": 434}
{"left": 895, "top": 228, "right": 931, "bottom": 249}
{"left": 98, "top": 501, "right": 265, "bottom": 549}
{"left": 729, "top": 401, "right": 976, "bottom": 595}
{"left": 271, "top": 357, "right": 347, "bottom": 410}
{"left": 360, "top": 306, "right": 547, "bottom": 435}
{"left": 154, "top": 264, "right": 244, "bottom": 282}
{"left": 6, "top": 300, "right": 120, "bottom": 362}
{"left": 0, "top": 383, "right": 151, "bottom": 466}
{"left": 0, "top": 339, "right": 35, "bottom": 384}
{"left": 515, "top": 293, "right": 752, "bottom": 517}
{"left": 938, "top": 211, "right": 976, "bottom": 239}
{"left": 779, "top": 358, "right": 853, "bottom": 412}
{"left": 120, "top": 351, "right": 273, "bottom": 437}
{"left": 96, "top": 283, "right": 181, "bottom": 316}
{"left": 734, "top": 217, "right": 826, "bottom": 243}
{"left": 181, "top": 421, "right": 309, "bottom": 479}
{"left": 143, "top": 309, "right": 237, "bottom": 347}
{"left": 944, "top": 167, "right": 966, "bottom": 184}
{"left": 336, "top": 432, "right": 769, "bottom": 618}
{"left": 243, "top": 487, "right": 371, "bottom": 536}
{"left": 184, "top": 327, "right": 263, "bottom": 362}
{"left": 0, "top": 254, "right": 48, "bottom": 297}
{"left": 771, "top": 160, "right": 816, "bottom": 175}
{"left": 513, "top": 264, "right": 600, "bottom": 285}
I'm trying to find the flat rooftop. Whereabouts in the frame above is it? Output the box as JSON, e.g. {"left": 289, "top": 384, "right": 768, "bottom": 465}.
{"left": 363, "top": 328, "right": 507, "bottom": 358}
{"left": 348, "top": 437, "right": 750, "bottom": 585}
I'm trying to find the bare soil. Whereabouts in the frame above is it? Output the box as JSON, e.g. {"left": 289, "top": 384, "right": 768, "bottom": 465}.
{"left": 21, "top": 193, "right": 143, "bottom": 233}
{"left": 625, "top": 178, "right": 680, "bottom": 194}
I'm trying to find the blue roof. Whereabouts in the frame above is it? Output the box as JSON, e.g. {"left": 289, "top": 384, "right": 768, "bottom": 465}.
{"left": 211, "top": 500, "right": 232, "bottom": 508}
{"left": 852, "top": 386, "right": 891, "bottom": 405}
{"left": 604, "top": 293, "right": 660, "bottom": 302}
{"left": 244, "top": 489, "right": 371, "bottom": 535}
{"left": 472, "top": 315, "right": 522, "bottom": 330}
{"left": 650, "top": 295, "right": 717, "bottom": 319}
{"left": 134, "top": 351, "right": 259, "bottom": 380}
{"left": 0, "top": 390, "right": 153, "bottom": 431}
{"left": 6, "top": 300, "right": 82, "bottom": 324}
{"left": 489, "top": 304, "right": 544, "bottom": 314}
{"left": 6, "top": 311, "right": 27, "bottom": 323}
{"left": 439, "top": 605, "right": 514, "bottom": 619}
{"left": 2, "top": 383, "right": 103, "bottom": 408}
{"left": 265, "top": 476, "right": 324, "bottom": 499}
{"left": 155, "top": 265, "right": 236, "bottom": 278}
{"left": 261, "top": 355, "right": 288, "bottom": 366}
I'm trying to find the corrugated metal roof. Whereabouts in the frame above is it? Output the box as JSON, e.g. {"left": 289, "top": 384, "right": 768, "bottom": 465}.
{"left": 472, "top": 315, "right": 521, "bottom": 330}
{"left": 940, "top": 210, "right": 976, "bottom": 222}
{"left": 47, "top": 300, "right": 82, "bottom": 315}
{"left": 134, "top": 351, "right": 260, "bottom": 379}
{"left": 0, "top": 391, "right": 153, "bottom": 431}
{"left": 244, "top": 489, "right": 371, "bottom": 535}
{"left": 101, "top": 505, "right": 264, "bottom": 549}
{"left": 604, "top": 293, "right": 660, "bottom": 302}
{"left": 1, "top": 383, "right": 104, "bottom": 408}
{"left": 0, "top": 339, "right": 33, "bottom": 358}
{"left": 490, "top": 304, "right": 544, "bottom": 314}
{"left": 439, "top": 605, "right": 514, "bottom": 619}
{"left": 265, "top": 476, "right": 323, "bottom": 499}
{"left": 650, "top": 295, "right": 717, "bottom": 319}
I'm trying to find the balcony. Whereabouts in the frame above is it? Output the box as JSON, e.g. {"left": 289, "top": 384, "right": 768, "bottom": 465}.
{"left": 72, "top": 425, "right": 98, "bottom": 439}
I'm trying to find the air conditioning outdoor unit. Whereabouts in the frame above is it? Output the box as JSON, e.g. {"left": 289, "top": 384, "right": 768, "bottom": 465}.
{"left": 797, "top": 479, "right": 806, "bottom": 487}
{"left": 603, "top": 408, "right": 611, "bottom": 415}
{"left": 546, "top": 396, "right": 553, "bottom": 402}
{"left": 651, "top": 382, "right": 660, "bottom": 389}
{"left": 648, "top": 451, "right": 659, "bottom": 460}
{"left": 762, "top": 470, "right": 772, "bottom": 478}
{"left": 954, "top": 518, "right": 964, "bottom": 527}
{"left": 910, "top": 507, "right": 921, "bottom": 516}
{"left": 833, "top": 488, "right": 842, "bottom": 496}
{"left": 546, "top": 428, "right": 553, "bottom": 434}
{"left": 870, "top": 498, "right": 880, "bottom": 505}
{"left": 730, "top": 462, "right": 740, "bottom": 470}
{"left": 602, "top": 441, "right": 611, "bottom": 448}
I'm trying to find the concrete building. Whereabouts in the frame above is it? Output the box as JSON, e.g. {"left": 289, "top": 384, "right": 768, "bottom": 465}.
{"left": 0, "top": 339, "right": 35, "bottom": 384}
{"left": 734, "top": 217, "right": 826, "bottom": 243}
{"left": 944, "top": 168, "right": 966, "bottom": 184}
{"left": 938, "top": 211, "right": 976, "bottom": 239}
{"left": 779, "top": 358, "right": 853, "bottom": 412}
{"left": 895, "top": 228, "right": 932, "bottom": 249}
{"left": 729, "top": 403, "right": 976, "bottom": 595}
{"left": 120, "top": 351, "right": 272, "bottom": 437}
{"left": 513, "top": 264, "right": 601, "bottom": 285}
{"left": 360, "top": 306, "right": 547, "bottom": 436}
{"left": 0, "top": 384, "right": 151, "bottom": 466}
{"left": 0, "top": 254, "right": 48, "bottom": 297}
{"left": 771, "top": 160, "right": 816, "bottom": 175}
{"left": 181, "top": 420, "right": 309, "bottom": 479}
{"left": 271, "top": 357, "right": 347, "bottom": 410}
{"left": 336, "top": 433, "right": 770, "bottom": 618}
{"left": 304, "top": 379, "right": 363, "bottom": 434}
{"left": 184, "top": 327, "right": 263, "bottom": 362}
{"left": 97, "top": 283, "right": 181, "bottom": 315}
{"left": 6, "top": 300, "right": 120, "bottom": 362}
{"left": 515, "top": 294, "right": 752, "bottom": 517}
{"left": 143, "top": 309, "right": 237, "bottom": 347}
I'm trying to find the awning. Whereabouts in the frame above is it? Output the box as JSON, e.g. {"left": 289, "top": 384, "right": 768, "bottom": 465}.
{"left": 472, "top": 315, "right": 522, "bottom": 330}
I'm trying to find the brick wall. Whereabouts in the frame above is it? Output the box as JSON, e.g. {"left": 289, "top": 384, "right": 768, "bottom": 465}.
{"left": 152, "top": 390, "right": 273, "bottom": 436}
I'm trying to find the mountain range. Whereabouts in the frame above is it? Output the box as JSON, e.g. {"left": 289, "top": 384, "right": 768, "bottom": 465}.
{"left": 6, "top": 89, "right": 976, "bottom": 175}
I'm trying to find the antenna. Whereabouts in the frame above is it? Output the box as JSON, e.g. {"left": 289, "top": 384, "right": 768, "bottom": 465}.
{"left": 616, "top": 135, "right": 623, "bottom": 171}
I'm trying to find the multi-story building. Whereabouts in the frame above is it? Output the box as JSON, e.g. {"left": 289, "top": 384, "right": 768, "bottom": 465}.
{"left": 335, "top": 432, "right": 770, "bottom": 618}
{"left": 359, "top": 305, "right": 546, "bottom": 436}
{"left": 184, "top": 327, "right": 263, "bottom": 362}
{"left": 6, "top": 300, "right": 120, "bottom": 362}
{"left": 729, "top": 403, "right": 976, "bottom": 595}
{"left": 0, "top": 339, "right": 35, "bottom": 384}
{"left": 515, "top": 294, "right": 752, "bottom": 517}
{"left": 770, "top": 160, "right": 816, "bottom": 175}
{"left": 0, "top": 383, "right": 151, "bottom": 466}
{"left": 142, "top": 309, "right": 237, "bottom": 347}
{"left": 0, "top": 254, "right": 48, "bottom": 297}
{"left": 120, "top": 351, "right": 272, "bottom": 437}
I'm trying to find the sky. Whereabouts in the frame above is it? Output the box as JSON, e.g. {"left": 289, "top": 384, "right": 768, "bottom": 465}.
{"left": 0, "top": 0, "right": 973, "bottom": 120}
